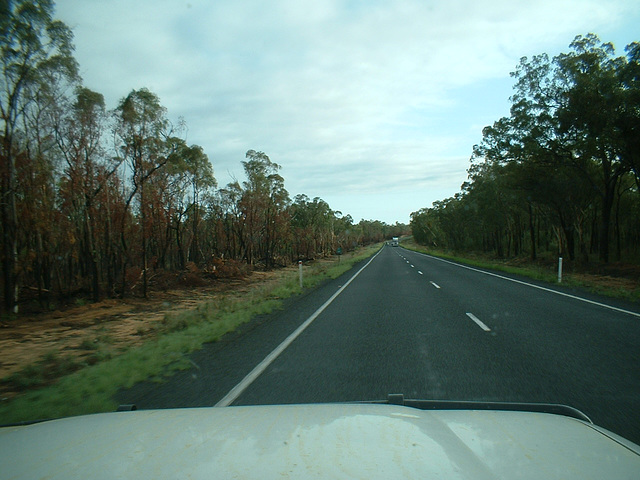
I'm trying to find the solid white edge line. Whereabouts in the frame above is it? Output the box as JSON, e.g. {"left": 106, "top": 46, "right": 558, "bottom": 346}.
{"left": 411, "top": 250, "right": 640, "bottom": 319}
{"left": 466, "top": 312, "right": 491, "bottom": 332}
{"left": 215, "top": 247, "right": 384, "bottom": 407}
{"left": 430, "top": 281, "right": 441, "bottom": 289}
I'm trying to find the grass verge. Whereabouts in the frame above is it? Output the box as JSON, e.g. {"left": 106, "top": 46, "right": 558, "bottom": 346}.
{"left": 0, "top": 244, "right": 381, "bottom": 424}
{"left": 401, "top": 238, "right": 640, "bottom": 303}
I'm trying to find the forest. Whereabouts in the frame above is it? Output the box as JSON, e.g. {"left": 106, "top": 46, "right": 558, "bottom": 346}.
{"left": 411, "top": 34, "right": 640, "bottom": 266}
{"left": 0, "top": 2, "right": 407, "bottom": 313}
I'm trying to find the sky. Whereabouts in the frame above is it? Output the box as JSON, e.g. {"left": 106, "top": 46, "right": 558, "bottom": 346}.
{"left": 54, "top": 0, "right": 639, "bottom": 224}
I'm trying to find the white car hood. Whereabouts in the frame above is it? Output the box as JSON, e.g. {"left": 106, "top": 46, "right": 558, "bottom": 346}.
{"left": 1, "top": 403, "right": 639, "bottom": 479}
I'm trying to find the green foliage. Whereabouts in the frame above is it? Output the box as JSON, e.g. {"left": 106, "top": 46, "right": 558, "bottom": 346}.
{"left": 79, "top": 338, "right": 98, "bottom": 350}
{"left": 1, "top": 352, "right": 80, "bottom": 393}
{"left": 411, "top": 33, "right": 640, "bottom": 265}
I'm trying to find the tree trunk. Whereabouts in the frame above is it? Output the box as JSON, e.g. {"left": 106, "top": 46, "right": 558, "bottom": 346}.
{"left": 83, "top": 205, "right": 100, "bottom": 302}
{"left": 528, "top": 203, "right": 537, "bottom": 260}
{"left": 1, "top": 139, "right": 19, "bottom": 313}
{"left": 141, "top": 177, "right": 148, "bottom": 298}
{"left": 598, "top": 185, "right": 615, "bottom": 263}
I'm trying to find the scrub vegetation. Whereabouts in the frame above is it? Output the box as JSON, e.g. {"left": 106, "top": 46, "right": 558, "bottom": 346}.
{"left": 0, "top": 244, "right": 381, "bottom": 424}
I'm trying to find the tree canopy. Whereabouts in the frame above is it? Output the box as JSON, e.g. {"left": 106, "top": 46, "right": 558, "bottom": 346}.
{"left": 411, "top": 34, "right": 640, "bottom": 264}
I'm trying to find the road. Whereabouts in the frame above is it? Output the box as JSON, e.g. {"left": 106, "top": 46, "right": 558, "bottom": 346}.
{"left": 119, "top": 245, "right": 640, "bottom": 444}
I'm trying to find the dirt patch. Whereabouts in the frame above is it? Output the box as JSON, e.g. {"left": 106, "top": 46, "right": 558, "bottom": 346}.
{"left": 0, "top": 266, "right": 297, "bottom": 400}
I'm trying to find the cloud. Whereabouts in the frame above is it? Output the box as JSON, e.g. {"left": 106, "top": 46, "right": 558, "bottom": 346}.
{"left": 54, "top": 0, "right": 639, "bottom": 222}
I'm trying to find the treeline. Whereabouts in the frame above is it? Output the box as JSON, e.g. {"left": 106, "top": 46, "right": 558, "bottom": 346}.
{"left": 0, "top": 2, "right": 407, "bottom": 313}
{"left": 411, "top": 34, "right": 640, "bottom": 264}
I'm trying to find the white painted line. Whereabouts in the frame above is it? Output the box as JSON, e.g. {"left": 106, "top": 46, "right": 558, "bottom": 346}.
{"left": 418, "top": 271, "right": 423, "bottom": 275}
{"left": 411, "top": 265, "right": 415, "bottom": 268}
{"left": 215, "top": 247, "right": 384, "bottom": 407}
{"left": 413, "top": 251, "right": 640, "bottom": 319}
{"left": 466, "top": 312, "right": 491, "bottom": 332}
{"left": 430, "top": 281, "right": 441, "bottom": 289}
{"left": 406, "top": 261, "right": 410, "bottom": 264}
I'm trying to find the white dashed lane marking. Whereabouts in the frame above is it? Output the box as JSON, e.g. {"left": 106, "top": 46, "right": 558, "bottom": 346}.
{"left": 466, "top": 312, "right": 491, "bottom": 332}
{"left": 400, "top": 252, "right": 442, "bottom": 293}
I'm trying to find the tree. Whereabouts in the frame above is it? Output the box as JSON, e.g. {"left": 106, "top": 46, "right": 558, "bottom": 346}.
{"left": 290, "top": 194, "right": 335, "bottom": 259}
{"left": 240, "top": 150, "right": 290, "bottom": 267}
{"left": 217, "top": 180, "right": 245, "bottom": 261}
{"left": 554, "top": 34, "right": 630, "bottom": 261}
{"left": 472, "top": 34, "right": 636, "bottom": 262}
{"left": 179, "top": 143, "right": 216, "bottom": 265}
{"left": 411, "top": 34, "right": 640, "bottom": 264}
{"left": 113, "top": 88, "right": 175, "bottom": 297}
{"left": 161, "top": 141, "right": 216, "bottom": 268}
{"left": 0, "top": 0, "right": 78, "bottom": 312}
{"left": 55, "top": 87, "right": 116, "bottom": 301}
{"left": 620, "top": 42, "right": 640, "bottom": 190}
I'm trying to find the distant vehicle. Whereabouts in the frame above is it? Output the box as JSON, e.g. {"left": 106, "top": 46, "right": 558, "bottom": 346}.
{"left": 2, "top": 397, "right": 639, "bottom": 479}
{"left": 391, "top": 236, "right": 399, "bottom": 246}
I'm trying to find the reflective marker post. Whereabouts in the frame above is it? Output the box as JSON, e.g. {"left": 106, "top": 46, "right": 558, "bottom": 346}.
{"left": 299, "top": 261, "right": 303, "bottom": 288}
{"left": 558, "top": 257, "right": 563, "bottom": 283}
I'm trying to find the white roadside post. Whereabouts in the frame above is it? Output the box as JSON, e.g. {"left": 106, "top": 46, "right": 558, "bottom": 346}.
{"left": 558, "top": 257, "right": 563, "bottom": 283}
{"left": 299, "top": 261, "right": 303, "bottom": 288}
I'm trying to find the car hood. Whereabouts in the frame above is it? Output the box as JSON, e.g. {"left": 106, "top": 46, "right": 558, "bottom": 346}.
{"left": 1, "top": 403, "right": 639, "bottom": 479}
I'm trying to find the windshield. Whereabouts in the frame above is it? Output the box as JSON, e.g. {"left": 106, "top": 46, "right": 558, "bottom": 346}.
{"left": 1, "top": 0, "right": 639, "bottom": 451}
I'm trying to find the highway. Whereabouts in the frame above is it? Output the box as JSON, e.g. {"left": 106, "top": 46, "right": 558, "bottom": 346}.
{"left": 119, "top": 245, "right": 640, "bottom": 444}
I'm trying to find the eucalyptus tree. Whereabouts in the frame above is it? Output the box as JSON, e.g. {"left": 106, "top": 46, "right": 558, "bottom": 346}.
{"left": 240, "top": 150, "right": 290, "bottom": 267}
{"left": 54, "top": 87, "right": 116, "bottom": 301}
{"left": 471, "top": 115, "right": 592, "bottom": 260}
{"left": 619, "top": 42, "right": 640, "bottom": 189}
{"left": 164, "top": 141, "right": 216, "bottom": 268}
{"left": 0, "top": 0, "right": 78, "bottom": 312}
{"left": 473, "top": 34, "right": 636, "bottom": 262}
{"left": 411, "top": 206, "right": 444, "bottom": 249}
{"left": 113, "top": 88, "right": 177, "bottom": 296}
{"left": 181, "top": 144, "right": 216, "bottom": 265}
{"left": 333, "top": 213, "right": 356, "bottom": 251}
{"left": 217, "top": 181, "right": 246, "bottom": 260}
{"left": 553, "top": 34, "right": 631, "bottom": 261}
{"left": 290, "top": 194, "right": 334, "bottom": 258}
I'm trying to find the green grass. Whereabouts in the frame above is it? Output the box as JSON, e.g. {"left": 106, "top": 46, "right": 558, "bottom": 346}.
{"left": 0, "top": 244, "right": 381, "bottom": 424}
{"left": 1, "top": 352, "right": 82, "bottom": 394}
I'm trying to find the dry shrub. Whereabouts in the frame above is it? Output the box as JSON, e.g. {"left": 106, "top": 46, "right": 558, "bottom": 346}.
{"left": 149, "top": 270, "right": 180, "bottom": 290}
{"left": 186, "top": 261, "right": 200, "bottom": 273}
{"left": 179, "top": 272, "right": 207, "bottom": 287}
{"left": 207, "top": 257, "right": 250, "bottom": 279}
{"left": 124, "top": 267, "right": 143, "bottom": 294}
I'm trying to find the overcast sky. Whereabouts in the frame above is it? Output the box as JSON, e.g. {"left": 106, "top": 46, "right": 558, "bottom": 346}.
{"left": 54, "top": 0, "right": 639, "bottom": 224}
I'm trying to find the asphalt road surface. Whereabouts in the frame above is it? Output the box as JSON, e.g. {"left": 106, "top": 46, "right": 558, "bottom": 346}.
{"left": 119, "top": 245, "right": 640, "bottom": 444}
